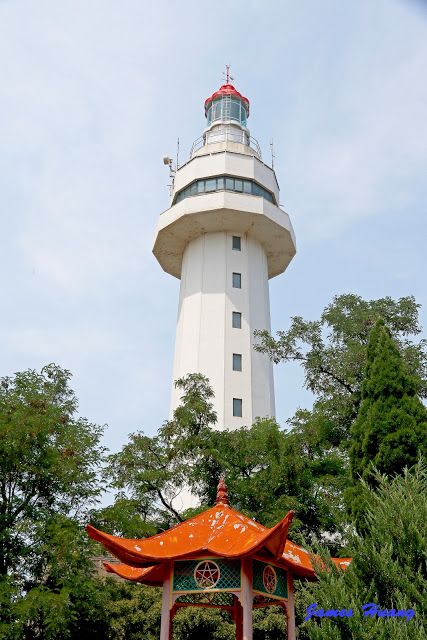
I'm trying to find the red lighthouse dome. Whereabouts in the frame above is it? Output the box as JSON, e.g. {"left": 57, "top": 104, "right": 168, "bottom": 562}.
{"left": 204, "top": 75, "right": 250, "bottom": 128}
{"left": 204, "top": 83, "right": 250, "bottom": 117}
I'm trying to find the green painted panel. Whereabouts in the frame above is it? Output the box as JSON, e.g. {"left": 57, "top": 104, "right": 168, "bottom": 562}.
{"left": 253, "top": 560, "right": 288, "bottom": 599}
{"left": 173, "top": 558, "right": 241, "bottom": 592}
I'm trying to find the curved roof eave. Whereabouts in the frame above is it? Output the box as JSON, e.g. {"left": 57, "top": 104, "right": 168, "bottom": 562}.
{"left": 86, "top": 507, "right": 294, "bottom": 566}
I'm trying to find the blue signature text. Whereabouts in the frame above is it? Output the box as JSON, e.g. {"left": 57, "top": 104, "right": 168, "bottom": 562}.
{"left": 305, "top": 602, "right": 415, "bottom": 622}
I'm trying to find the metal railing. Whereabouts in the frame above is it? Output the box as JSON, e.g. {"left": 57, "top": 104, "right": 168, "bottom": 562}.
{"left": 190, "top": 128, "right": 262, "bottom": 159}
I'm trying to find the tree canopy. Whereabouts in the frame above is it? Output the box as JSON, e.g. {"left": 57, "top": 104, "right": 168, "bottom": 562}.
{"left": 0, "top": 365, "right": 107, "bottom": 639}
{"left": 0, "top": 364, "right": 104, "bottom": 578}
{"left": 298, "top": 461, "right": 427, "bottom": 640}
{"left": 255, "top": 294, "right": 427, "bottom": 447}
{"left": 349, "top": 318, "right": 427, "bottom": 481}
{"left": 346, "top": 318, "right": 427, "bottom": 523}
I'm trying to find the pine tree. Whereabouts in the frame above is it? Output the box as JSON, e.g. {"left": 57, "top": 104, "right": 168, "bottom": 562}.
{"left": 298, "top": 462, "right": 427, "bottom": 640}
{"left": 348, "top": 318, "right": 426, "bottom": 492}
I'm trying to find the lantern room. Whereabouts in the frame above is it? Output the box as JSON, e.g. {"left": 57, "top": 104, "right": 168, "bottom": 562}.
{"left": 200, "top": 78, "right": 254, "bottom": 152}
{"left": 205, "top": 83, "right": 250, "bottom": 128}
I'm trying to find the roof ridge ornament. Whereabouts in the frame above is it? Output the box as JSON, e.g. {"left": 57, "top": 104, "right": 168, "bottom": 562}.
{"left": 215, "top": 475, "right": 230, "bottom": 506}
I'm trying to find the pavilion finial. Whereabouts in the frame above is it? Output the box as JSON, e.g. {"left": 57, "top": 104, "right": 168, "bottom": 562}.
{"left": 215, "top": 476, "right": 230, "bottom": 506}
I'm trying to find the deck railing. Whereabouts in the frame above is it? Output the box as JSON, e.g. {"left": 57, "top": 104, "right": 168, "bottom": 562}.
{"left": 190, "top": 129, "right": 262, "bottom": 159}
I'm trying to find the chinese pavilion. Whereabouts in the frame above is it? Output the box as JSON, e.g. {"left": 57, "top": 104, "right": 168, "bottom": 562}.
{"left": 87, "top": 479, "right": 350, "bottom": 640}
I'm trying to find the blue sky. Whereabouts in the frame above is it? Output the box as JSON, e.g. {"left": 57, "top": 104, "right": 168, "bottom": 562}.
{"left": 1, "top": 0, "right": 426, "bottom": 457}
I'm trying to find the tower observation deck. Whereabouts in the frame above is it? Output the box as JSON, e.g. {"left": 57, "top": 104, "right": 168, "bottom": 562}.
{"left": 153, "top": 77, "right": 296, "bottom": 429}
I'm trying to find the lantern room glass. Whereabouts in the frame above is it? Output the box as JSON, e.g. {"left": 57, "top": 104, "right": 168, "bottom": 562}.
{"left": 206, "top": 96, "right": 248, "bottom": 127}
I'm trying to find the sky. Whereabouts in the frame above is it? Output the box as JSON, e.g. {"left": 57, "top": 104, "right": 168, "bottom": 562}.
{"left": 1, "top": 0, "right": 426, "bottom": 460}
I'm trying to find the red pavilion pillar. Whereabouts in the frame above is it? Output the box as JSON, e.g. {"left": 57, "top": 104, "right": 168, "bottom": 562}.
{"left": 286, "top": 572, "right": 296, "bottom": 640}
{"left": 241, "top": 557, "right": 253, "bottom": 640}
{"left": 160, "top": 562, "right": 172, "bottom": 640}
{"left": 233, "top": 595, "right": 243, "bottom": 640}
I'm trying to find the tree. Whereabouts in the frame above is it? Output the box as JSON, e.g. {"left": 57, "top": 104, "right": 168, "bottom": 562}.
{"left": 188, "top": 417, "right": 347, "bottom": 545}
{"left": 255, "top": 294, "right": 427, "bottom": 448}
{"left": 0, "top": 518, "right": 115, "bottom": 640}
{"left": 254, "top": 293, "right": 427, "bottom": 536}
{"left": 102, "top": 382, "right": 346, "bottom": 551}
{"left": 0, "top": 364, "right": 107, "bottom": 639}
{"left": 101, "top": 373, "right": 217, "bottom": 533}
{"left": 100, "top": 581, "right": 162, "bottom": 640}
{"left": 0, "top": 364, "right": 105, "bottom": 577}
{"left": 297, "top": 461, "right": 427, "bottom": 640}
{"left": 350, "top": 319, "right": 427, "bottom": 478}
{"left": 172, "top": 607, "right": 234, "bottom": 640}
{"left": 346, "top": 320, "right": 427, "bottom": 521}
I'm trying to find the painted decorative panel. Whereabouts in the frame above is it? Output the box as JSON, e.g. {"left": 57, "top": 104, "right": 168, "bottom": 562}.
{"left": 252, "top": 560, "right": 288, "bottom": 599}
{"left": 173, "top": 558, "right": 241, "bottom": 592}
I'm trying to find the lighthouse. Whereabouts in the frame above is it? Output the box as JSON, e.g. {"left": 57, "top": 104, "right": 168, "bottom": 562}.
{"left": 153, "top": 73, "right": 296, "bottom": 430}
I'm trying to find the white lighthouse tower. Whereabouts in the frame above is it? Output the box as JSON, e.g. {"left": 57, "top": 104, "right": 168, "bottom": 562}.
{"left": 153, "top": 73, "right": 296, "bottom": 430}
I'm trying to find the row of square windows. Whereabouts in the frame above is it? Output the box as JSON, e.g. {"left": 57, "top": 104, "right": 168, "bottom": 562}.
{"left": 232, "top": 236, "right": 242, "bottom": 329}
{"left": 231, "top": 235, "right": 243, "bottom": 416}
{"left": 232, "top": 352, "right": 242, "bottom": 417}
{"left": 232, "top": 237, "right": 242, "bottom": 291}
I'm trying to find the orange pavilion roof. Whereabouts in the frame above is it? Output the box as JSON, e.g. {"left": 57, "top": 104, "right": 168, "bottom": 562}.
{"left": 88, "top": 478, "right": 351, "bottom": 581}
{"left": 104, "top": 562, "right": 166, "bottom": 585}
{"left": 87, "top": 505, "right": 294, "bottom": 566}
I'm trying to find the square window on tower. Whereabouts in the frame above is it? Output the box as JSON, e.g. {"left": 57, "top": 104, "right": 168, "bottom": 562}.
{"left": 232, "top": 312, "right": 242, "bottom": 329}
{"left": 232, "top": 272, "right": 242, "bottom": 288}
{"left": 233, "top": 398, "right": 243, "bottom": 417}
{"left": 233, "top": 353, "right": 242, "bottom": 371}
{"left": 232, "top": 236, "right": 241, "bottom": 251}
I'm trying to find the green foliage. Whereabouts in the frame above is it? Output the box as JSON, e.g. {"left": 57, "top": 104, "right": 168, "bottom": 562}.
{"left": 189, "top": 417, "right": 347, "bottom": 546}
{"left": 0, "top": 365, "right": 107, "bottom": 639}
{"left": 254, "top": 294, "right": 427, "bottom": 539}
{"left": 0, "top": 517, "right": 113, "bottom": 639}
{"left": 350, "top": 319, "right": 427, "bottom": 480}
{"left": 90, "top": 495, "right": 158, "bottom": 538}
{"left": 101, "top": 373, "right": 217, "bottom": 532}
{"left": 100, "top": 581, "right": 162, "bottom": 640}
{"left": 2, "top": 293, "right": 426, "bottom": 639}
{"left": 297, "top": 461, "right": 427, "bottom": 639}
{"left": 103, "top": 394, "right": 346, "bottom": 546}
{"left": 0, "top": 364, "right": 105, "bottom": 577}
{"left": 172, "top": 607, "right": 234, "bottom": 640}
{"left": 171, "top": 603, "right": 287, "bottom": 639}
{"left": 255, "top": 294, "right": 426, "bottom": 447}
{"left": 252, "top": 607, "right": 287, "bottom": 639}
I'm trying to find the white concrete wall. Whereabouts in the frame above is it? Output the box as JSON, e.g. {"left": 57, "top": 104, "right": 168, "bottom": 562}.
{"left": 154, "top": 189, "right": 296, "bottom": 280}
{"left": 171, "top": 231, "right": 274, "bottom": 429}
{"left": 172, "top": 148, "right": 280, "bottom": 205}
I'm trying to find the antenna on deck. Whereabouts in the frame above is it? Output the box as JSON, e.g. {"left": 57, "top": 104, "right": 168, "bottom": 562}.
{"left": 176, "top": 137, "right": 180, "bottom": 170}
{"left": 270, "top": 139, "right": 275, "bottom": 169}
